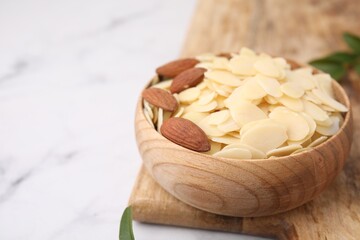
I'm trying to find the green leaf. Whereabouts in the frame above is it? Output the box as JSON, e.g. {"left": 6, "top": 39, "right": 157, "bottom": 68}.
{"left": 343, "top": 32, "right": 360, "bottom": 53}
{"left": 355, "top": 63, "right": 360, "bottom": 76}
{"left": 309, "top": 59, "right": 346, "bottom": 81}
{"left": 321, "top": 52, "right": 357, "bottom": 63}
{"left": 119, "top": 206, "right": 135, "bottom": 240}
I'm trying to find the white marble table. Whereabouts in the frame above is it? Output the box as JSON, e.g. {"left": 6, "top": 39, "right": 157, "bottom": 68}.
{"left": 0, "top": 0, "right": 265, "bottom": 239}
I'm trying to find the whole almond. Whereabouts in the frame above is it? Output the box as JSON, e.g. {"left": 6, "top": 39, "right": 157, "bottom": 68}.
{"left": 156, "top": 58, "right": 199, "bottom": 78}
{"left": 160, "top": 117, "right": 210, "bottom": 152}
{"left": 142, "top": 88, "right": 178, "bottom": 112}
{"left": 170, "top": 68, "right": 206, "bottom": 94}
{"left": 285, "top": 58, "right": 302, "bottom": 70}
{"left": 217, "top": 52, "right": 232, "bottom": 59}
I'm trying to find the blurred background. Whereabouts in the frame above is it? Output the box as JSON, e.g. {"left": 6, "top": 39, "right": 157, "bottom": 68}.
{"left": 0, "top": 0, "right": 265, "bottom": 239}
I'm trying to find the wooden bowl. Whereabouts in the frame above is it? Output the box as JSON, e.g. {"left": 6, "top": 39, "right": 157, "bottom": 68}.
{"left": 135, "top": 79, "right": 353, "bottom": 217}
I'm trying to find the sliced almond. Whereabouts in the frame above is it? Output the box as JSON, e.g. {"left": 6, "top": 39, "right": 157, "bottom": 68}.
{"left": 240, "top": 47, "right": 257, "bottom": 57}
{"left": 156, "top": 58, "right": 199, "bottom": 78}
{"left": 264, "top": 95, "right": 278, "bottom": 105}
{"left": 151, "top": 75, "right": 160, "bottom": 85}
{"left": 281, "top": 82, "right": 304, "bottom": 98}
{"left": 308, "top": 136, "right": 328, "bottom": 148}
{"left": 170, "top": 68, "right": 206, "bottom": 93}
{"left": 185, "top": 101, "right": 217, "bottom": 113}
{"left": 251, "top": 98, "right": 263, "bottom": 106}
{"left": 157, "top": 109, "right": 172, "bottom": 132}
{"left": 224, "top": 86, "right": 253, "bottom": 107}
{"left": 178, "top": 87, "right": 201, "bottom": 103}
{"left": 320, "top": 104, "right": 336, "bottom": 112}
{"left": 300, "top": 138, "right": 313, "bottom": 147}
{"left": 215, "top": 95, "right": 227, "bottom": 109}
{"left": 273, "top": 57, "right": 288, "bottom": 72}
{"left": 211, "top": 135, "right": 241, "bottom": 145}
{"left": 160, "top": 117, "right": 210, "bottom": 152}
{"left": 240, "top": 123, "right": 288, "bottom": 153}
{"left": 150, "top": 50, "right": 346, "bottom": 159}
{"left": 207, "top": 110, "right": 230, "bottom": 125}
{"left": 332, "top": 112, "right": 344, "bottom": 126}
{"left": 286, "top": 68, "right": 315, "bottom": 90}
{"left": 303, "top": 100, "right": 329, "bottom": 122}
{"left": 143, "top": 107, "right": 155, "bottom": 128}
{"left": 223, "top": 143, "right": 266, "bottom": 159}
{"left": 195, "top": 62, "right": 213, "bottom": 70}
{"left": 316, "top": 116, "right": 340, "bottom": 136}
{"left": 157, "top": 108, "right": 164, "bottom": 131}
{"left": 197, "top": 81, "right": 207, "bottom": 90}
{"left": 316, "top": 117, "right": 333, "bottom": 127}
{"left": 196, "top": 53, "right": 217, "bottom": 62}
{"left": 255, "top": 75, "right": 282, "bottom": 97}
{"left": 204, "top": 141, "right": 222, "bottom": 155}
{"left": 240, "top": 119, "right": 281, "bottom": 136}
{"left": 142, "top": 88, "right": 178, "bottom": 112}
{"left": 198, "top": 92, "right": 216, "bottom": 105}
{"left": 198, "top": 117, "right": 226, "bottom": 137}
{"left": 228, "top": 132, "right": 241, "bottom": 139}
{"left": 299, "top": 112, "right": 316, "bottom": 143}
{"left": 215, "top": 84, "right": 233, "bottom": 97}
{"left": 204, "top": 78, "right": 216, "bottom": 91}
{"left": 269, "top": 107, "right": 309, "bottom": 141}
{"left": 312, "top": 89, "right": 348, "bottom": 112}
{"left": 228, "top": 101, "right": 267, "bottom": 127}
{"left": 143, "top": 100, "right": 154, "bottom": 119}
{"left": 182, "top": 112, "right": 209, "bottom": 124}
{"left": 228, "top": 55, "right": 257, "bottom": 76}
{"left": 258, "top": 103, "right": 270, "bottom": 115}
{"left": 277, "top": 95, "right": 303, "bottom": 112}
{"left": 313, "top": 74, "right": 334, "bottom": 97}
{"left": 152, "top": 106, "right": 158, "bottom": 124}
{"left": 213, "top": 147, "right": 252, "bottom": 159}
{"left": 205, "top": 70, "right": 242, "bottom": 86}
{"left": 236, "top": 79, "right": 267, "bottom": 100}
{"left": 173, "top": 107, "right": 185, "bottom": 118}
{"left": 267, "top": 144, "right": 302, "bottom": 157}
{"left": 212, "top": 57, "right": 229, "bottom": 70}
{"left": 217, "top": 117, "right": 241, "bottom": 132}
{"left": 303, "top": 91, "right": 322, "bottom": 105}
{"left": 152, "top": 79, "right": 173, "bottom": 90}
{"left": 291, "top": 147, "right": 311, "bottom": 155}
{"left": 254, "top": 58, "right": 282, "bottom": 78}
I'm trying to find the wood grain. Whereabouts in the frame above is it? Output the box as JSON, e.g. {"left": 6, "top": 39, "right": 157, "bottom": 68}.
{"left": 130, "top": 0, "right": 360, "bottom": 239}
{"left": 135, "top": 81, "right": 352, "bottom": 217}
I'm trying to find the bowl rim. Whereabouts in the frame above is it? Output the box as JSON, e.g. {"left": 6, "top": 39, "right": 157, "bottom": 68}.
{"left": 138, "top": 72, "right": 352, "bottom": 164}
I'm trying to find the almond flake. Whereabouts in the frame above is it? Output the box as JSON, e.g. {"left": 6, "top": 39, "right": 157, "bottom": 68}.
{"left": 228, "top": 101, "right": 267, "bottom": 127}
{"left": 213, "top": 148, "right": 252, "bottom": 159}
{"left": 205, "top": 70, "right": 242, "bottom": 86}
{"left": 269, "top": 107, "right": 309, "bottom": 141}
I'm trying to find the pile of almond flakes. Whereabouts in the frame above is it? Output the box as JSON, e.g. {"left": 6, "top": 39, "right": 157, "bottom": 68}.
{"left": 142, "top": 48, "right": 348, "bottom": 159}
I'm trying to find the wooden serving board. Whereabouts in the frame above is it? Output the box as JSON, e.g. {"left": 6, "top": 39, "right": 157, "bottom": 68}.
{"left": 129, "top": 0, "right": 360, "bottom": 239}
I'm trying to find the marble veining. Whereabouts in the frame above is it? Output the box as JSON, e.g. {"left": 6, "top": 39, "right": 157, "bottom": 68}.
{"left": 0, "top": 0, "right": 266, "bottom": 239}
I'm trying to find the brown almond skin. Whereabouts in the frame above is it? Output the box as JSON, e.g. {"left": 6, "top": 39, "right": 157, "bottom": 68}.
{"left": 285, "top": 58, "right": 302, "bottom": 70}
{"left": 142, "top": 88, "right": 178, "bottom": 112}
{"left": 160, "top": 117, "right": 210, "bottom": 152}
{"left": 170, "top": 68, "right": 206, "bottom": 94}
{"left": 156, "top": 58, "right": 199, "bottom": 78}
{"left": 216, "top": 53, "right": 232, "bottom": 59}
